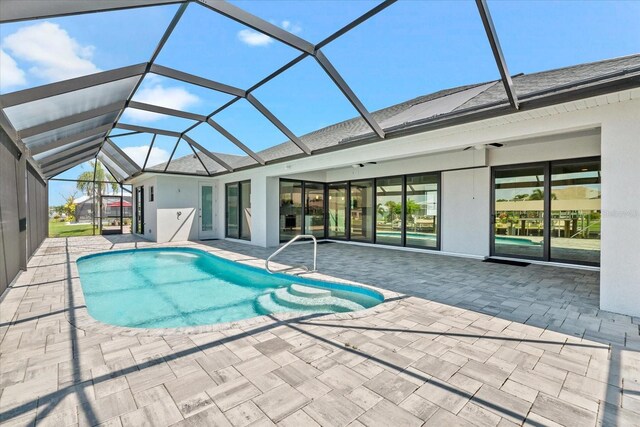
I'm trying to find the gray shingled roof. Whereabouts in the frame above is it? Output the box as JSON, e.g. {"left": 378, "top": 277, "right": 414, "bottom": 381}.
{"left": 151, "top": 54, "right": 640, "bottom": 175}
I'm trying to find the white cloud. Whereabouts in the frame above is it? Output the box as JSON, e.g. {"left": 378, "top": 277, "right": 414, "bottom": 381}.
{"left": 281, "top": 20, "right": 302, "bottom": 34}
{"left": 2, "top": 22, "right": 99, "bottom": 82}
{"left": 126, "top": 84, "right": 200, "bottom": 122}
{"left": 237, "top": 29, "right": 273, "bottom": 47}
{"left": 237, "top": 20, "right": 302, "bottom": 47}
{"left": 122, "top": 145, "right": 170, "bottom": 168}
{"left": 0, "top": 49, "right": 27, "bottom": 90}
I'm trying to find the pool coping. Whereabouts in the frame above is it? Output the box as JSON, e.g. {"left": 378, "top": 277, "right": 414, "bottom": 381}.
{"left": 64, "top": 241, "right": 402, "bottom": 337}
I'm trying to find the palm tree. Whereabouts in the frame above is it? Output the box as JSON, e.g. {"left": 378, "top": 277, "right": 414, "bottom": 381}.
{"left": 76, "top": 162, "right": 118, "bottom": 227}
{"left": 76, "top": 161, "right": 118, "bottom": 197}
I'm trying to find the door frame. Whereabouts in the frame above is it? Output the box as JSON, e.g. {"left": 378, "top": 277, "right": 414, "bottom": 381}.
{"left": 198, "top": 181, "right": 216, "bottom": 240}
{"left": 490, "top": 157, "right": 601, "bottom": 266}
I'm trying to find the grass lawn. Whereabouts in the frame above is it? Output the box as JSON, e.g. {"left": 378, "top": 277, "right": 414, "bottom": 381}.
{"left": 48, "top": 221, "right": 95, "bottom": 238}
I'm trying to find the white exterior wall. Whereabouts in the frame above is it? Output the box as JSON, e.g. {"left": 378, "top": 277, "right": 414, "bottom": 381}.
{"left": 600, "top": 104, "right": 640, "bottom": 317}
{"left": 441, "top": 168, "right": 491, "bottom": 257}
{"left": 156, "top": 176, "right": 218, "bottom": 243}
{"left": 130, "top": 175, "right": 157, "bottom": 240}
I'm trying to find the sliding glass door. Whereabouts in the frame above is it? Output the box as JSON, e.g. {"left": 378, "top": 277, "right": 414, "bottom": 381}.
{"left": 375, "top": 176, "right": 403, "bottom": 245}
{"left": 279, "top": 180, "right": 303, "bottom": 241}
{"left": 492, "top": 158, "right": 600, "bottom": 265}
{"left": 405, "top": 174, "right": 439, "bottom": 248}
{"left": 304, "top": 182, "right": 326, "bottom": 238}
{"left": 550, "top": 160, "right": 601, "bottom": 264}
{"left": 328, "top": 183, "right": 347, "bottom": 239}
{"left": 493, "top": 166, "right": 546, "bottom": 260}
{"left": 350, "top": 180, "right": 374, "bottom": 242}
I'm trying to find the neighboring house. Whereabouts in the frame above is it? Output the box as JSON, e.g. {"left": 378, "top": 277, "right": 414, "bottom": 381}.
{"left": 74, "top": 195, "right": 132, "bottom": 222}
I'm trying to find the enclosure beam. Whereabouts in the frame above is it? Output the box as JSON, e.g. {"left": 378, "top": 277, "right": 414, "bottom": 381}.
{"left": 150, "top": 64, "right": 246, "bottom": 97}
{"left": 206, "top": 118, "right": 265, "bottom": 165}
{"left": 475, "top": 0, "right": 519, "bottom": 109}
{"left": 115, "top": 123, "right": 181, "bottom": 138}
{"left": 30, "top": 124, "right": 113, "bottom": 156}
{"left": 37, "top": 138, "right": 103, "bottom": 168}
{"left": 43, "top": 150, "right": 99, "bottom": 176}
{"left": 194, "top": 0, "right": 314, "bottom": 54}
{"left": 99, "top": 151, "right": 128, "bottom": 181}
{"left": 182, "top": 134, "right": 234, "bottom": 172}
{"left": 315, "top": 50, "right": 385, "bottom": 139}
{"left": 0, "top": 64, "right": 147, "bottom": 108}
{"left": 0, "top": 0, "right": 184, "bottom": 23}
{"left": 127, "top": 101, "right": 207, "bottom": 122}
{"left": 40, "top": 145, "right": 101, "bottom": 171}
{"left": 186, "top": 140, "right": 211, "bottom": 175}
{"left": 105, "top": 138, "right": 142, "bottom": 173}
{"left": 18, "top": 102, "right": 125, "bottom": 138}
{"left": 142, "top": 134, "right": 157, "bottom": 170}
{"left": 246, "top": 93, "right": 311, "bottom": 155}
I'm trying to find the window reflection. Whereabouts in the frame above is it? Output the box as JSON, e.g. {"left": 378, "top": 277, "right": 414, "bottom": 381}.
{"left": 376, "top": 176, "right": 403, "bottom": 246}
{"left": 406, "top": 174, "right": 439, "bottom": 248}
{"left": 551, "top": 160, "right": 601, "bottom": 264}
{"left": 226, "top": 183, "right": 239, "bottom": 238}
{"left": 350, "top": 180, "right": 373, "bottom": 242}
{"left": 304, "top": 182, "right": 325, "bottom": 238}
{"left": 240, "top": 181, "right": 251, "bottom": 241}
{"left": 280, "top": 180, "right": 302, "bottom": 241}
{"left": 494, "top": 167, "right": 545, "bottom": 259}
{"left": 328, "top": 183, "right": 347, "bottom": 239}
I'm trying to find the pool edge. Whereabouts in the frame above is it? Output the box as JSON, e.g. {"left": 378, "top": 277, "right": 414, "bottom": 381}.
{"left": 66, "top": 242, "right": 402, "bottom": 337}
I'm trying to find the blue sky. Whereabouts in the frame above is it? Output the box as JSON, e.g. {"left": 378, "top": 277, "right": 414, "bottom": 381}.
{"left": 0, "top": 0, "right": 638, "bottom": 205}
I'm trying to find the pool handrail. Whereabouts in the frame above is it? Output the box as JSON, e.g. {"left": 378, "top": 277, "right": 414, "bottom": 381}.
{"left": 266, "top": 234, "right": 317, "bottom": 275}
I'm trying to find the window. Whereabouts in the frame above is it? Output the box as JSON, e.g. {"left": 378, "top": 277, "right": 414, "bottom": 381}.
{"left": 304, "top": 182, "right": 326, "bottom": 238}
{"left": 550, "top": 159, "right": 601, "bottom": 264}
{"left": 350, "top": 180, "right": 374, "bottom": 242}
{"left": 280, "top": 180, "right": 303, "bottom": 241}
{"left": 328, "top": 183, "right": 348, "bottom": 239}
{"left": 492, "top": 157, "right": 600, "bottom": 265}
{"left": 405, "top": 173, "right": 439, "bottom": 248}
{"left": 149, "top": 186, "right": 154, "bottom": 202}
{"left": 135, "top": 186, "right": 144, "bottom": 234}
{"left": 226, "top": 181, "right": 251, "bottom": 240}
{"left": 375, "top": 176, "right": 403, "bottom": 246}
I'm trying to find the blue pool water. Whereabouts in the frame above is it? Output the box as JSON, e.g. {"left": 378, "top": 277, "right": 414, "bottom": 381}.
{"left": 76, "top": 248, "right": 383, "bottom": 328}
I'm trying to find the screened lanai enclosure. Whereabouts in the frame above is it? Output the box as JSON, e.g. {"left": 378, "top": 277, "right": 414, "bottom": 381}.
{"left": 0, "top": 0, "right": 638, "bottom": 289}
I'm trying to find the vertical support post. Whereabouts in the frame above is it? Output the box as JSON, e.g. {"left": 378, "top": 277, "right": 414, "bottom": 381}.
{"left": 16, "top": 152, "right": 27, "bottom": 269}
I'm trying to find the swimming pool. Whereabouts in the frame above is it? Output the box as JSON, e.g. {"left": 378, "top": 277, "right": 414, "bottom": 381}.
{"left": 76, "top": 247, "right": 383, "bottom": 329}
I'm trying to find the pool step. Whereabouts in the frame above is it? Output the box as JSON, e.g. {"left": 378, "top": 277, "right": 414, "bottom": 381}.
{"left": 254, "top": 285, "right": 365, "bottom": 315}
{"left": 288, "top": 284, "right": 332, "bottom": 299}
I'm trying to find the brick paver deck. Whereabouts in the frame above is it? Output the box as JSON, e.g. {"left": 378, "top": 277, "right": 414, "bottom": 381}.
{"left": 1, "top": 236, "right": 638, "bottom": 426}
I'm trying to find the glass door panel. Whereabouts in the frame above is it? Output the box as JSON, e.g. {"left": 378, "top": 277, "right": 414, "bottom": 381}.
{"left": 328, "top": 183, "right": 347, "bottom": 239}
{"left": 304, "top": 182, "right": 325, "bottom": 238}
{"left": 226, "top": 183, "right": 239, "bottom": 238}
{"left": 350, "top": 180, "right": 373, "bottom": 242}
{"left": 240, "top": 181, "right": 252, "bottom": 241}
{"left": 280, "top": 180, "right": 302, "bottom": 241}
{"left": 199, "top": 183, "right": 215, "bottom": 239}
{"left": 493, "top": 166, "right": 545, "bottom": 259}
{"left": 550, "top": 160, "right": 601, "bottom": 264}
{"left": 405, "top": 174, "right": 438, "bottom": 248}
{"left": 376, "top": 176, "right": 403, "bottom": 245}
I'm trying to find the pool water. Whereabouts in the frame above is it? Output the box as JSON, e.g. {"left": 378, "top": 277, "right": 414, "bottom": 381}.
{"left": 77, "top": 248, "right": 383, "bottom": 328}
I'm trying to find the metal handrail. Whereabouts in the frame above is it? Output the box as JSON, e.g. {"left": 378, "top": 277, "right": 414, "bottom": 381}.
{"left": 265, "top": 234, "right": 317, "bottom": 274}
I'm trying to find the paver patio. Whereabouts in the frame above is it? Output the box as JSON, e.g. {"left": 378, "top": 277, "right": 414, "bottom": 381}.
{"left": 0, "top": 235, "right": 639, "bottom": 426}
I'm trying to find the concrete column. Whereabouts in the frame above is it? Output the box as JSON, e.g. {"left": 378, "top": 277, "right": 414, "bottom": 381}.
{"left": 600, "top": 105, "right": 640, "bottom": 317}
{"left": 251, "top": 175, "right": 280, "bottom": 247}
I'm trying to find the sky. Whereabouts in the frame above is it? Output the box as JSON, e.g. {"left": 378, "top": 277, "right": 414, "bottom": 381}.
{"left": 0, "top": 0, "right": 638, "bottom": 205}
